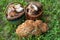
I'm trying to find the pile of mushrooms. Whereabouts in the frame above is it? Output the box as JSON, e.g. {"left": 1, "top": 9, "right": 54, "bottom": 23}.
{"left": 25, "top": 2, "right": 43, "bottom": 20}
{"left": 5, "top": 2, "right": 48, "bottom": 37}
{"left": 16, "top": 20, "right": 48, "bottom": 37}
{"left": 6, "top": 3, "right": 24, "bottom": 20}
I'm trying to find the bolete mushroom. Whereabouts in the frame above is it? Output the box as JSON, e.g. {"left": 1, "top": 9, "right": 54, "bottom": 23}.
{"left": 6, "top": 2, "right": 24, "bottom": 20}
{"left": 25, "top": 2, "right": 43, "bottom": 20}
{"left": 16, "top": 20, "right": 48, "bottom": 37}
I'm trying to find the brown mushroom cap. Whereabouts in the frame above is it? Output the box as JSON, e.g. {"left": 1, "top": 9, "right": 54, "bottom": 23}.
{"left": 16, "top": 20, "right": 48, "bottom": 37}
{"left": 25, "top": 2, "right": 43, "bottom": 20}
{"left": 40, "top": 23, "right": 48, "bottom": 33}
{"left": 6, "top": 2, "right": 24, "bottom": 20}
{"left": 33, "top": 20, "right": 48, "bottom": 33}
{"left": 16, "top": 20, "right": 34, "bottom": 37}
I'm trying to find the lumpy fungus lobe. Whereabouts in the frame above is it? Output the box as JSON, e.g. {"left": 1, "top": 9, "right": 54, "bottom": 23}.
{"left": 16, "top": 20, "right": 48, "bottom": 37}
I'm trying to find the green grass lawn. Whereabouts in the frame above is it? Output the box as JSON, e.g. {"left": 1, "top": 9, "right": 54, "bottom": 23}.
{"left": 0, "top": 0, "right": 60, "bottom": 40}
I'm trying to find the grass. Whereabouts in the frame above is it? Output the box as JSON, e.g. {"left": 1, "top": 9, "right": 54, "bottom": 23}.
{"left": 0, "top": 0, "right": 60, "bottom": 40}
